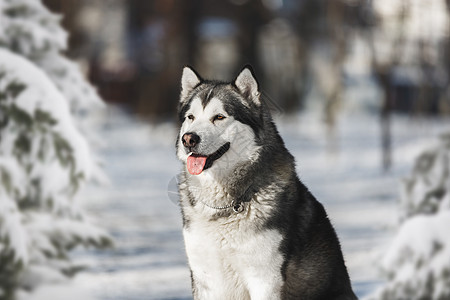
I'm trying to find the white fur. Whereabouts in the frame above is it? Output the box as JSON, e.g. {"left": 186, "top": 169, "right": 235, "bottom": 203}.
{"left": 183, "top": 182, "right": 285, "bottom": 300}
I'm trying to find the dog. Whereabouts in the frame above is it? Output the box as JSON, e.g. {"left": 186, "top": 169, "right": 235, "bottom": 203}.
{"left": 176, "top": 65, "right": 357, "bottom": 300}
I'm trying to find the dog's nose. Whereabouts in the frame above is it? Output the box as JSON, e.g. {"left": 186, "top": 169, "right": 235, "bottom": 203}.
{"left": 182, "top": 132, "right": 200, "bottom": 148}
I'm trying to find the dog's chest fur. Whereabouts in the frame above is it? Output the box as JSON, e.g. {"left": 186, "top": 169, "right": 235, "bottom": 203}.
{"left": 181, "top": 177, "right": 285, "bottom": 299}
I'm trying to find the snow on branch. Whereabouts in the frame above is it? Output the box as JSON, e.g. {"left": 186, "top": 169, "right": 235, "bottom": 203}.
{"left": 371, "top": 133, "right": 450, "bottom": 299}
{"left": 0, "top": 48, "right": 110, "bottom": 297}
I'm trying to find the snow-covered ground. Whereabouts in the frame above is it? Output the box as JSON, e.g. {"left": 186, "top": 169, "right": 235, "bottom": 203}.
{"left": 68, "top": 107, "right": 449, "bottom": 299}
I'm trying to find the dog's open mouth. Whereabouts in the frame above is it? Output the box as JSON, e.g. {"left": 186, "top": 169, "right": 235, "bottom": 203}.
{"left": 187, "top": 142, "right": 230, "bottom": 175}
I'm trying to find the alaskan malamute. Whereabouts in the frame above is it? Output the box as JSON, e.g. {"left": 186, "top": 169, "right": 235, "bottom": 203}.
{"left": 176, "top": 66, "right": 357, "bottom": 300}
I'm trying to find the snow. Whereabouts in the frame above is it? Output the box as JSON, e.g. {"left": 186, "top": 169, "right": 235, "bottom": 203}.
{"left": 58, "top": 106, "right": 450, "bottom": 299}
{"left": 383, "top": 212, "right": 450, "bottom": 272}
{"left": 0, "top": 47, "right": 93, "bottom": 188}
{"left": 399, "top": 133, "right": 450, "bottom": 219}
{"left": 0, "top": 193, "right": 28, "bottom": 264}
{"left": 370, "top": 211, "right": 450, "bottom": 299}
{"left": 37, "top": 53, "right": 104, "bottom": 113}
{"left": 0, "top": 47, "right": 110, "bottom": 296}
{"left": 0, "top": 0, "right": 67, "bottom": 56}
{"left": 1, "top": 4, "right": 107, "bottom": 291}
{"left": 366, "top": 123, "right": 450, "bottom": 299}
{"left": 0, "top": 0, "right": 103, "bottom": 115}
{"left": 17, "top": 283, "right": 97, "bottom": 300}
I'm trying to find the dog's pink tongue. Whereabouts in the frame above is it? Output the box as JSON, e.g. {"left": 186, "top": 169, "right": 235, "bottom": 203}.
{"left": 187, "top": 155, "right": 207, "bottom": 175}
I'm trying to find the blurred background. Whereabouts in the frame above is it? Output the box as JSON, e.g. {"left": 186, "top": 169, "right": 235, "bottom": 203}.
{"left": 46, "top": 0, "right": 450, "bottom": 117}
{"left": 46, "top": 0, "right": 450, "bottom": 170}
{"left": 1, "top": 0, "right": 450, "bottom": 299}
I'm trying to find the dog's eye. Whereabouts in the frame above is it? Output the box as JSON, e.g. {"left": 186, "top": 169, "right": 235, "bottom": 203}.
{"left": 187, "top": 115, "right": 195, "bottom": 121}
{"left": 213, "top": 114, "right": 226, "bottom": 122}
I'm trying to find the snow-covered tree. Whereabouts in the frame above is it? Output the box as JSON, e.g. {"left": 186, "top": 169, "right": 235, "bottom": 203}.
{"left": 0, "top": 1, "right": 110, "bottom": 299}
{"left": 0, "top": 0, "right": 103, "bottom": 113}
{"left": 372, "top": 133, "right": 450, "bottom": 299}
{"left": 400, "top": 134, "right": 450, "bottom": 219}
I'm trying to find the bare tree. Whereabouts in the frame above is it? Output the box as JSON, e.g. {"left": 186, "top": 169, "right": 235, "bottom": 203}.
{"left": 366, "top": 0, "right": 408, "bottom": 170}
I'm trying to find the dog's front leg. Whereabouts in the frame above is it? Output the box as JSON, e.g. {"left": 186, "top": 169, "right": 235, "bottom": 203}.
{"left": 237, "top": 229, "right": 284, "bottom": 299}
{"left": 190, "top": 273, "right": 212, "bottom": 300}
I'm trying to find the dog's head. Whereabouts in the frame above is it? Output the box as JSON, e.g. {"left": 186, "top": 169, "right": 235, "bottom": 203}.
{"left": 176, "top": 66, "right": 264, "bottom": 177}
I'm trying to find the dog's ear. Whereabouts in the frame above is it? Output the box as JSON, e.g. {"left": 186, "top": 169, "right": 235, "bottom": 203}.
{"left": 181, "top": 66, "right": 202, "bottom": 102}
{"left": 234, "top": 65, "right": 260, "bottom": 105}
